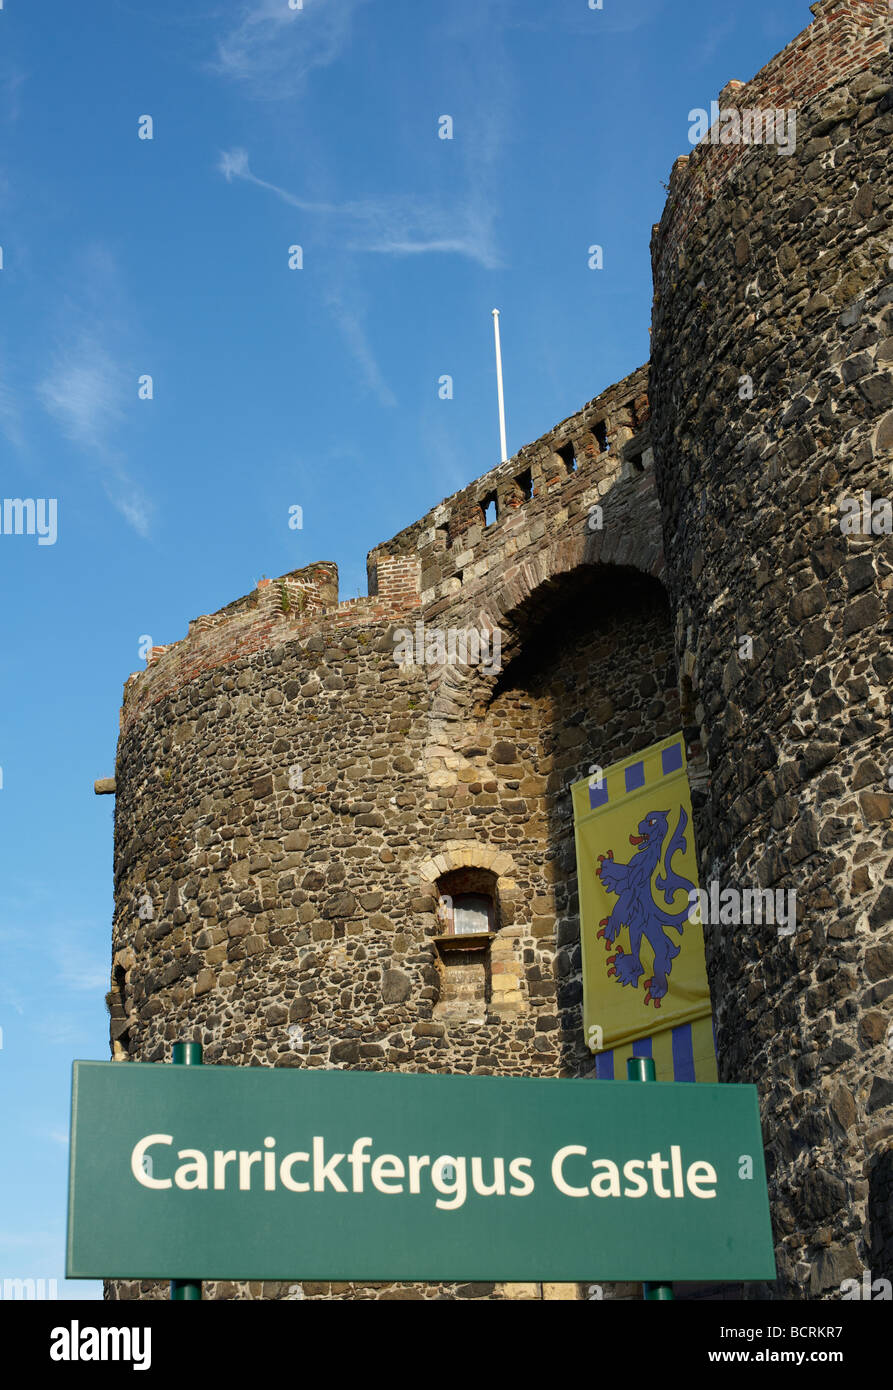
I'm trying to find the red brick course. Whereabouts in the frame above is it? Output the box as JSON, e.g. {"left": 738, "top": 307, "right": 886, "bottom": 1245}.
{"left": 652, "top": 0, "right": 892, "bottom": 291}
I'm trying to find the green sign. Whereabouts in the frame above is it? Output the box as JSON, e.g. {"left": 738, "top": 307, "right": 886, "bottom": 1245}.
{"left": 67, "top": 1062, "right": 776, "bottom": 1282}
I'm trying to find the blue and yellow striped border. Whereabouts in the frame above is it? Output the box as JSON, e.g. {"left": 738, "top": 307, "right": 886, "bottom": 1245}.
{"left": 588, "top": 737, "right": 684, "bottom": 810}
{"left": 591, "top": 1016, "right": 718, "bottom": 1083}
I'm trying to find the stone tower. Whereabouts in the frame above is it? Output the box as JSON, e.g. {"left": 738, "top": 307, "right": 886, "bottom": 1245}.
{"left": 648, "top": 0, "right": 893, "bottom": 1297}
{"left": 104, "top": 0, "right": 892, "bottom": 1301}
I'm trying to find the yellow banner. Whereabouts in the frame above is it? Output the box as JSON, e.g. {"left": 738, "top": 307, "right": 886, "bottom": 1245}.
{"left": 571, "top": 733, "right": 716, "bottom": 1082}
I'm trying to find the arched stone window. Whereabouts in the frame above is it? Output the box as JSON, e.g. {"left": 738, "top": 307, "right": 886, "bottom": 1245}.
{"left": 437, "top": 873, "right": 498, "bottom": 938}
{"left": 419, "top": 846, "right": 523, "bottom": 1022}
{"left": 431, "top": 869, "right": 497, "bottom": 1022}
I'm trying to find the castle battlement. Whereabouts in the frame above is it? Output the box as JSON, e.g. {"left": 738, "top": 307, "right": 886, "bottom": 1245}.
{"left": 120, "top": 562, "right": 417, "bottom": 733}
{"left": 652, "top": 0, "right": 892, "bottom": 290}
{"left": 121, "top": 363, "right": 654, "bottom": 731}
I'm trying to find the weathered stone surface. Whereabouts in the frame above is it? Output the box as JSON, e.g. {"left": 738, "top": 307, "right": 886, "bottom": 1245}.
{"left": 380, "top": 969, "right": 411, "bottom": 1004}
{"left": 649, "top": 0, "right": 893, "bottom": 1303}
{"left": 105, "top": 1, "right": 893, "bottom": 1306}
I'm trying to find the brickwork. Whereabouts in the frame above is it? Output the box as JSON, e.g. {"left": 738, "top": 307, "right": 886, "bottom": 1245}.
{"left": 653, "top": 0, "right": 892, "bottom": 292}
{"left": 367, "top": 554, "right": 422, "bottom": 606}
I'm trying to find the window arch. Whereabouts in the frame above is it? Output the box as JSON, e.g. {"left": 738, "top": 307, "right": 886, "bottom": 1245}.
{"left": 431, "top": 868, "right": 498, "bottom": 1023}
{"left": 419, "top": 847, "right": 521, "bottom": 1021}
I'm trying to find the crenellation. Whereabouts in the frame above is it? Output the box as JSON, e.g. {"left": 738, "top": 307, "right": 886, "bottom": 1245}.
{"left": 652, "top": 0, "right": 891, "bottom": 291}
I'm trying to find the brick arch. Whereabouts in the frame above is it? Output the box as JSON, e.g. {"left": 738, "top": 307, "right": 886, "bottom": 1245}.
{"left": 428, "top": 515, "right": 666, "bottom": 728}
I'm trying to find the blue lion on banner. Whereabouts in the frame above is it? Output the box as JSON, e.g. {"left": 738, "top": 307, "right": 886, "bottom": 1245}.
{"left": 595, "top": 806, "right": 696, "bottom": 1008}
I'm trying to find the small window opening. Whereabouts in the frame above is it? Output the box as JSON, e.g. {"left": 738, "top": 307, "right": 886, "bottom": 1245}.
{"left": 515, "top": 468, "right": 533, "bottom": 501}
{"left": 481, "top": 490, "right": 498, "bottom": 527}
{"left": 451, "top": 893, "right": 495, "bottom": 935}
{"left": 435, "top": 524, "right": 450, "bottom": 550}
{"left": 432, "top": 870, "right": 499, "bottom": 1021}
{"left": 556, "top": 442, "right": 577, "bottom": 473}
{"left": 592, "top": 421, "right": 609, "bottom": 453}
{"left": 435, "top": 868, "right": 499, "bottom": 938}
{"left": 629, "top": 453, "right": 644, "bottom": 474}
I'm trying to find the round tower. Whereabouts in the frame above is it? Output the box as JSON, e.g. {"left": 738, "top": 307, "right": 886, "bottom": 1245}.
{"left": 649, "top": 0, "right": 893, "bottom": 1297}
{"left": 105, "top": 365, "right": 677, "bottom": 1303}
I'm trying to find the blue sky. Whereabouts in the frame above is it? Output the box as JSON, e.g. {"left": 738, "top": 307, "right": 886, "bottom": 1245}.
{"left": 0, "top": 0, "right": 816, "bottom": 1299}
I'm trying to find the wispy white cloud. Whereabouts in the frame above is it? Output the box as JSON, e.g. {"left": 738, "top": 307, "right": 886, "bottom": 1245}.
{"left": 688, "top": 18, "right": 739, "bottom": 69}
{"left": 53, "top": 942, "right": 108, "bottom": 993}
{"left": 218, "top": 147, "right": 336, "bottom": 214}
{"left": 218, "top": 147, "right": 502, "bottom": 268}
{"left": 211, "top": 0, "right": 370, "bottom": 99}
{"left": 36, "top": 248, "right": 154, "bottom": 536}
{"left": 219, "top": 151, "right": 414, "bottom": 396}
{"left": 324, "top": 289, "right": 396, "bottom": 408}
{"left": 103, "top": 475, "right": 153, "bottom": 538}
{"left": 0, "top": 351, "right": 25, "bottom": 450}
{"left": 38, "top": 338, "right": 125, "bottom": 452}
{"left": 0, "top": 65, "right": 27, "bottom": 125}
{"left": 504, "top": 0, "right": 664, "bottom": 36}
{"left": 213, "top": 2, "right": 509, "bottom": 407}
{"left": 0, "top": 990, "right": 27, "bottom": 1017}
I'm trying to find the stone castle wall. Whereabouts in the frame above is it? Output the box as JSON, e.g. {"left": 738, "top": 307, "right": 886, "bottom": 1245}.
{"left": 650, "top": 0, "right": 893, "bottom": 1296}
{"left": 654, "top": 0, "right": 892, "bottom": 284}
{"left": 105, "top": 0, "right": 892, "bottom": 1300}
{"left": 106, "top": 363, "right": 669, "bottom": 1303}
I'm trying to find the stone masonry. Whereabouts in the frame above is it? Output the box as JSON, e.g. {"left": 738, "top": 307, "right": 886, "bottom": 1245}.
{"left": 105, "top": 0, "right": 892, "bottom": 1301}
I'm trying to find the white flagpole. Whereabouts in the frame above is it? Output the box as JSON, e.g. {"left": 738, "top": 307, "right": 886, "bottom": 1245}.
{"left": 492, "top": 309, "right": 508, "bottom": 463}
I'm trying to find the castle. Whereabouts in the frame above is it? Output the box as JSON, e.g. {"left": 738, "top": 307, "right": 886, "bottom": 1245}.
{"left": 103, "top": 0, "right": 893, "bottom": 1300}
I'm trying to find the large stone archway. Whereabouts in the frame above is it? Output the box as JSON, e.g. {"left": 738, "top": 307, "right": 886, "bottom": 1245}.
{"left": 412, "top": 558, "right": 683, "bottom": 1078}
{"left": 426, "top": 494, "right": 667, "bottom": 731}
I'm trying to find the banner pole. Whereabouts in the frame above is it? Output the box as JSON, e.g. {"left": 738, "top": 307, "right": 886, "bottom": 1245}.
{"left": 626, "top": 1056, "right": 674, "bottom": 1301}
{"left": 170, "top": 1041, "right": 203, "bottom": 1302}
